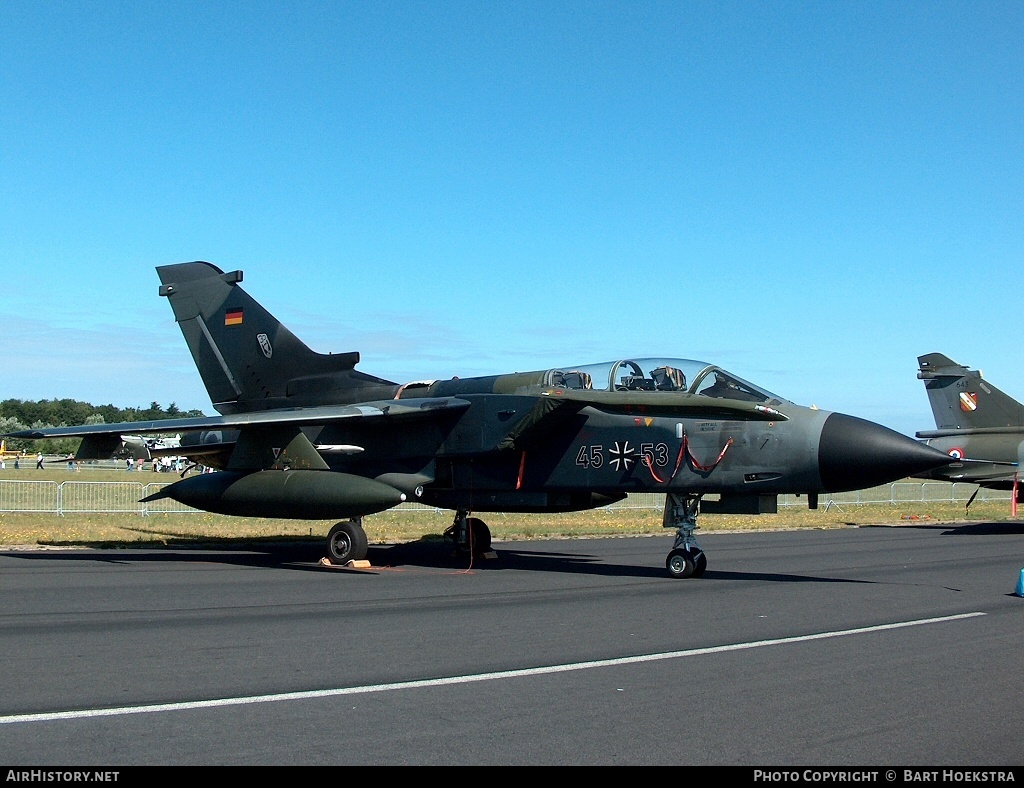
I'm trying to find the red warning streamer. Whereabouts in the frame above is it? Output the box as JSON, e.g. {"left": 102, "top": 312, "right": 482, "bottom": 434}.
{"left": 687, "top": 434, "right": 734, "bottom": 472}
{"left": 643, "top": 434, "right": 733, "bottom": 484}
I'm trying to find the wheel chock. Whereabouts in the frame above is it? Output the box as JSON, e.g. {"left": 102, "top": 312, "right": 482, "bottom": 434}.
{"left": 482, "top": 551, "right": 498, "bottom": 560}
{"left": 317, "top": 557, "right": 372, "bottom": 569}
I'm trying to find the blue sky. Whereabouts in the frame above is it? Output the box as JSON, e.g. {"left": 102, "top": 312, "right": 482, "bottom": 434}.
{"left": 2, "top": 1, "right": 1021, "bottom": 438}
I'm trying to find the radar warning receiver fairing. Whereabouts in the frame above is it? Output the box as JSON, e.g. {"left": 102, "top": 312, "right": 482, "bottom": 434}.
{"left": 5, "top": 263, "right": 953, "bottom": 578}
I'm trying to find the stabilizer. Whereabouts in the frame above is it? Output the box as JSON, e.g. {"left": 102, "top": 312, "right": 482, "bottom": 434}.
{"left": 917, "top": 353, "right": 1024, "bottom": 431}
{"left": 156, "top": 262, "right": 397, "bottom": 414}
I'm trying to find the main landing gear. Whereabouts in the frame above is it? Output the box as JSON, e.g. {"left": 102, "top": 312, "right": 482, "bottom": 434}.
{"left": 444, "top": 509, "right": 492, "bottom": 557}
{"left": 326, "top": 518, "right": 369, "bottom": 564}
{"left": 325, "top": 511, "right": 495, "bottom": 566}
{"left": 663, "top": 493, "right": 707, "bottom": 579}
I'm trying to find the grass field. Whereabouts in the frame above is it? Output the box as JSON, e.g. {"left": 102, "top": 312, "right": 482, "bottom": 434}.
{"left": 0, "top": 466, "right": 1017, "bottom": 549}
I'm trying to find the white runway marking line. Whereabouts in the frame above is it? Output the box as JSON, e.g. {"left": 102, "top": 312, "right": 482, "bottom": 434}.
{"left": 0, "top": 612, "right": 985, "bottom": 725}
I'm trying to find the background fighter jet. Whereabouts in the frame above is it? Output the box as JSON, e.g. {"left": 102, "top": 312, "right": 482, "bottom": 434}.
{"left": 119, "top": 433, "right": 181, "bottom": 461}
{"left": 5, "top": 262, "right": 951, "bottom": 578}
{"left": 914, "top": 353, "right": 1024, "bottom": 513}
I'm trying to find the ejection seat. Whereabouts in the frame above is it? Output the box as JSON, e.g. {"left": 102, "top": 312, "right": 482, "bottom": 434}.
{"left": 651, "top": 365, "right": 686, "bottom": 391}
{"left": 561, "top": 370, "right": 593, "bottom": 390}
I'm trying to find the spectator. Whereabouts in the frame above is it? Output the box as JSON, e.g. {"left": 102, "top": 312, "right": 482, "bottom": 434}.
{"left": 36, "top": 452, "right": 44, "bottom": 470}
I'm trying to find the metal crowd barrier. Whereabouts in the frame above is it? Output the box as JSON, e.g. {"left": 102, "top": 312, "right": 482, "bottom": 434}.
{"left": 0, "top": 480, "right": 1011, "bottom": 516}
{"left": 0, "top": 481, "right": 196, "bottom": 515}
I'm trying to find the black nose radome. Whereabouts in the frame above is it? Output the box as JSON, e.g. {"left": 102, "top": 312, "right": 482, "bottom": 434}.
{"left": 818, "top": 413, "right": 953, "bottom": 493}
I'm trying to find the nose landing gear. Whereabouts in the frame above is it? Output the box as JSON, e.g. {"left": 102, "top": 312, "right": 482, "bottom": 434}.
{"left": 664, "top": 493, "right": 707, "bottom": 579}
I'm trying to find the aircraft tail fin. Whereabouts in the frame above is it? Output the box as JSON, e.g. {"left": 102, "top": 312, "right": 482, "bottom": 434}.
{"left": 917, "top": 353, "right": 1024, "bottom": 431}
{"left": 156, "top": 262, "right": 396, "bottom": 415}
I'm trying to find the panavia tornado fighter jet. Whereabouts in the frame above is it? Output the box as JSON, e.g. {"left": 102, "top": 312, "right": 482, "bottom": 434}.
{"left": 6, "top": 262, "right": 952, "bottom": 578}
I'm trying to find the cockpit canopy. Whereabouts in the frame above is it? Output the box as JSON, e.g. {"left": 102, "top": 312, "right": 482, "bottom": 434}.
{"left": 545, "top": 358, "right": 785, "bottom": 404}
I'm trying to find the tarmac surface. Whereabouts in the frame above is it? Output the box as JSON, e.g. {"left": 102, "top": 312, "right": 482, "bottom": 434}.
{"left": 0, "top": 522, "right": 1023, "bottom": 767}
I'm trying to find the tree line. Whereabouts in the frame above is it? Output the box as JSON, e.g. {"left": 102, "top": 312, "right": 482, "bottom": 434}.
{"left": 0, "top": 399, "right": 206, "bottom": 455}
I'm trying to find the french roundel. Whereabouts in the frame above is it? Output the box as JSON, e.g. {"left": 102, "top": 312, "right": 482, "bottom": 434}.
{"left": 947, "top": 447, "right": 965, "bottom": 460}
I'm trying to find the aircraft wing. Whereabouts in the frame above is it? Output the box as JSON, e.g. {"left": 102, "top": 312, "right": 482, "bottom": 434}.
{"left": 4, "top": 398, "right": 472, "bottom": 463}
{"left": 497, "top": 388, "right": 788, "bottom": 451}
{"left": 940, "top": 463, "right": 1020, "bottom": 486}
{"left": 2, "top": 397, "right": 472, "bottom": 442}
